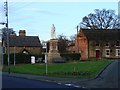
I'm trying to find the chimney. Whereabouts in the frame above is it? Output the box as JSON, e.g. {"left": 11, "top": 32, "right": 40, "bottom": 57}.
{"left": 19, "top": 30, "right": 26, "bottom": 36}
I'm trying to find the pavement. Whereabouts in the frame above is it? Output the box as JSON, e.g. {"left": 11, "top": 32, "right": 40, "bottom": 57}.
{"left": 1, "top": 59, "right": 119, "bottom": 89}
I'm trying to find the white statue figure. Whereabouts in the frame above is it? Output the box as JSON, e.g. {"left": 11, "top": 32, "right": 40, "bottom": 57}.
{"left": 51, "top": 24, "right": 56, "bottom": 39}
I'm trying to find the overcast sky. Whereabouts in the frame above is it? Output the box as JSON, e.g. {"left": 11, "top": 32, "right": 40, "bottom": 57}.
{"left": 0, "top": 0, "right": 119, "bottom": 41}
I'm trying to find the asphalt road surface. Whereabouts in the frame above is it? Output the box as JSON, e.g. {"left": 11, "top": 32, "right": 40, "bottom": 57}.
{"left": 76, "top": 59, "right": 120, "bottom": 88}
{"left": 2, "top": 75, "right": 74, "bottom": 88}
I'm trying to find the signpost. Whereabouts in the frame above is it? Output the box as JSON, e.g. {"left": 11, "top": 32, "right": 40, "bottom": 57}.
{"left": 42, "top": 41, "right": 48, "bottom": 76}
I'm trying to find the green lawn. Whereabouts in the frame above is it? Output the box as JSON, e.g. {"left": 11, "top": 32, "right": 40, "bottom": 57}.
{"left": 2, "top": 60, "right": 112, "bottom": 78}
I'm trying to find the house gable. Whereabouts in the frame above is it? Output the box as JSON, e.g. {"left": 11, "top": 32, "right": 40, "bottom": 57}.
{"left": 3, "top": 30, "right": 42, "bottom": 55}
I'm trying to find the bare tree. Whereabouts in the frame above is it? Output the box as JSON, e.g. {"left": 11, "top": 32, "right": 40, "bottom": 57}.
{"left": 1, "top": 28, "right": 16, "bottom": 39}
{"left": 69, "top": 34, "right": 76, "bottom": 43}
{"left": 57, "top": 34, "right": 69, "bottom": 53}
{"left": 80, "top": 9, "right": 119, "bottom": 29}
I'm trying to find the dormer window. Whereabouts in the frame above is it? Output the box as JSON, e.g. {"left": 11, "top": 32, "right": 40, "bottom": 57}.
{"left": 116, "top": 40, "right": 120, "bottom": 47}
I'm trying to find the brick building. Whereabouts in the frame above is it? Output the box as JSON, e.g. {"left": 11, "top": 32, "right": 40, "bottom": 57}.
{"left": 68, "top": 29, "right": 120, "bottom": 60}
{"left": 66, "top": 43, "right": 75, "bottom": 53}
{"left": 2, "top": 30, "right": 42, "bottom": 55}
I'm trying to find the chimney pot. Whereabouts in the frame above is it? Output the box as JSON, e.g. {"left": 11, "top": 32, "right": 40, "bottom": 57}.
{"left": 19, "top": 30, "right": 26, "bottom": 36}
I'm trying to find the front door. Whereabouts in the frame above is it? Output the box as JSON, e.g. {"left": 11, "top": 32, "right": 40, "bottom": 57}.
{"left": 96, "top": 50, "right": 100, "bottom": 59}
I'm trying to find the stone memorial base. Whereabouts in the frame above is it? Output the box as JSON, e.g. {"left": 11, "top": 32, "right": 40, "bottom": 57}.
{"left": 47, "top": 39, "right": 65, "bottom": 63}
{"left": 48, "top": 53, "right": 62, "bottom": 63}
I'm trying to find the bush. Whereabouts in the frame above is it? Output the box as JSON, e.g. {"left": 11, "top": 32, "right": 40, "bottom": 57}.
{"left": 60, "top": 53, "right": 81, "bottom": 61}
{"left": 3, "top": 53, "right": 45, "bottom": 65}
{"left": 3, "top": 53, "right": 31, "bottom": 65}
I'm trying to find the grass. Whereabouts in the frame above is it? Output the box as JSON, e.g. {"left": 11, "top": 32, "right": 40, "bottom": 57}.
{"left": 2, "top": 59, "right": 113, "bottom": 78}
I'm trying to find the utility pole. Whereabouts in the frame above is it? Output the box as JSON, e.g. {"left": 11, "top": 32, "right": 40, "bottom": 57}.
{"left": 4, "top": 0, "right": 10, "bottom": 73}
{"left": 76, "top": 25, "right": 79, "bottom": 53}
{"left": 42, "top": 41, "right": 48, "bottom": 76}
{"left": 14, "top": 46, "right": 16, "bottom": 66}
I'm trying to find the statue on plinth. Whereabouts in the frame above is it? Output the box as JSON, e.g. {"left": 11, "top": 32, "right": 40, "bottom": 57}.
{"left": 48, "top": 24, "right": 64, "bottom": 63}
{"left": 51, "top": 24, "right": 56, "bottom": 39}
{"left": 49, "top": 24, "right": 58, "bottom": 53}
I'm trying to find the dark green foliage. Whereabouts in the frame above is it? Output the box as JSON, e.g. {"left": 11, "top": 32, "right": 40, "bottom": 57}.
{"left": 60, "top": 53, "right": 81, "bottom": 61}
{"left": 3, "top": 53, "right": 45, "bottom": 65}
{"left": 3, "top": 53, "right": 31, "bottom": 64}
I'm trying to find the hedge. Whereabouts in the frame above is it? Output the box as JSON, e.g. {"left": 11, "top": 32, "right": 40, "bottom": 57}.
{"left": 3, "top": 53, "right": 45, "bottom": 65}
{"left": 3, "top": 53, "right": 31, "bottom": 64}
{"left": 60, "top": 53, "right": 81, "bottom": 61}
{"left": 3, "top": 53, "right": 81, "bottom": 64}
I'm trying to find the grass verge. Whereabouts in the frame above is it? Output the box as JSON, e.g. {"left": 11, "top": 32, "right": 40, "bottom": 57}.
{"left": 2, "top": 59, "right": 112, "bottom": 78}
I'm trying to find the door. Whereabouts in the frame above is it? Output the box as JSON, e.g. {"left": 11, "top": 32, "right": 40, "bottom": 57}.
{"left": 96, "top": 50, "right": 100, "bottom": 59}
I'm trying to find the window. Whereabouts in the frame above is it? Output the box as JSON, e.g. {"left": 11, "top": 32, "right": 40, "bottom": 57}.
{"left": 116, "top": 41, "right": 120, "bottom": 47}
{"left": 95, "top": 41, "right": 100, "bottom": 46}
{"left": 105, "top": 42, "right": 109, "bottom": 47}
{"left": 116, "top": 49, "right": 120, "bottom": 56}
{"left": 105, "top": 49, "right": 110, "bottom": 57}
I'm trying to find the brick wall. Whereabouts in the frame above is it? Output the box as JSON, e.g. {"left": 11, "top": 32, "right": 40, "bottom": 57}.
{"left": 75, "top": 30, "right": 88, "bottom": 60}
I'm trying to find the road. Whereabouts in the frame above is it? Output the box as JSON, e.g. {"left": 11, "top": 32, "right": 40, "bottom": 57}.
{"left": 75, "top": 59, "right": 120, "bottom": 88}
{"left": 2, "top": 75, "right": 74, "bottom": 88}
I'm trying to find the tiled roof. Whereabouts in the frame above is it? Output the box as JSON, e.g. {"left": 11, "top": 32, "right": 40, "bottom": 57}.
{"left": 4, "top": 36, "right": 42, "bottom": 47}
{"left": 81, "top": 29, "right": 120, "bottom": 41}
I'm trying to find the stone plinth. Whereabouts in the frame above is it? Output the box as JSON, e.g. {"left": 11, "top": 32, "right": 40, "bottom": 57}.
{"left": 48, "top": 39, "right": 63, "bottom": 63}
{"left": 49, "top": 39, "right": 59, "bottom": 53}
{"left": 48, "top": 53, "right": 62, "bottom": 63}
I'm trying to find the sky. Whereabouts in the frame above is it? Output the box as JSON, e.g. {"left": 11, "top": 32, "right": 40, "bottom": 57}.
{"left": 0, "top": 0, "right": 119, "bottom": 41}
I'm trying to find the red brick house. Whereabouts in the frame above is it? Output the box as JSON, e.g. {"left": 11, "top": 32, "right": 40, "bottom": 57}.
{"left": 74, "top": 29, "right": 120, "bottom": 60}
{"left": 2, "top": 30, "right": 42, "bottom": 55}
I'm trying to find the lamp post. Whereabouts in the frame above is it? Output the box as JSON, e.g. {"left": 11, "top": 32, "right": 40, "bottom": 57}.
{"left": 42, "top": 41, "right": 48, "bottom": 76}
{"left": 14, "top": 46, "right": 16, "bottom": 66}
{"left": 4, "top": 0, "right": 10, "bottom": 73}
{"left": 76, "top": 25, "right": 79, "bottom": 53}
{"left": 0, "top": 23, "right": 6, "bottom": 66}
{"left": 0, "top": 30, "right": 3, "bottom": 66}
{"left": 0, "top": 0, "right": 10, "bottom": 73}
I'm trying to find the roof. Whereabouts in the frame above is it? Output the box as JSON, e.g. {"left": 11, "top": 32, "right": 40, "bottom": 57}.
{"left": 81, "top": 29, "right": 120, "bottom": 41}
{"left": 4, "top": 36, "right": 42, "bottom": 47}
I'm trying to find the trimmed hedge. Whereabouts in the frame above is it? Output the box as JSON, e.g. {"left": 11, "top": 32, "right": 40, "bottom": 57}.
{"left": 3, "top": 53, "right": 45, "bottom": 65}
{"left": 60, "top": 53, "right": 81, "bottom": 61}
{"left": 3, "top": 53, "right": 81, "bottom": 64}
{"left": 3, "top": 53, "right": 31, "bottom": 64}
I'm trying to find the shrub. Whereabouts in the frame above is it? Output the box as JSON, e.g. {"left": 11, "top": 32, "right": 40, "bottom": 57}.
{"left": 3, "top": 53, "right": 31, "bottom": 65}
{"left": 3, "top": 53, "right": 45, "bottom": 65}
{"left": 60, "top": 53, "right": 81, "bottom": 61}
